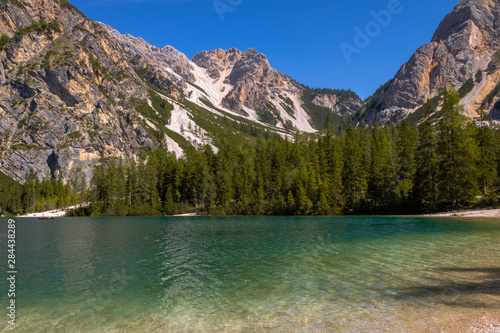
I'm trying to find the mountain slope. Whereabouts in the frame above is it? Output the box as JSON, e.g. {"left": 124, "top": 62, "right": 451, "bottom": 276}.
{"left": 0, "top": 0, "right": 362, "bottom": 183}
{"left": 0, "top": 0, "right": 161, "bottom": 182}
{"left": 365, "top": 0, "right": 500, "bottom": 123}
{"left": 104, "top": 25, "right": 363, "bottom": 133}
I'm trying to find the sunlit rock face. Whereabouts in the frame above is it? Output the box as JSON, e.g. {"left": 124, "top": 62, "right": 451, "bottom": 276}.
{"left": 366, "top": 0, "right": 500, "bottom": 123}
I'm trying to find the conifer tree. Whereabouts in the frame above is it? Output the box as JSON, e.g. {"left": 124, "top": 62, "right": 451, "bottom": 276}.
{"left": 395, "top": 120, "right": 417, "bottom": 206}
{"left": 369, "top": 124, "right": 394, "bottom": 210}
{"left": 476, "top": 122, "right": 498, "bottom": 195}
{"left": 416, "top": 114, "right": 439, "bottom": 210}
{"left": 343, "top": 125, "right": 367, "bottom": 212}
{"left": 437, "top": 88, "right": 478, "bottom": 208}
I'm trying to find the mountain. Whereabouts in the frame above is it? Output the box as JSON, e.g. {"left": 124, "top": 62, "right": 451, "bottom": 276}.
{"left": 0, "top": 0, "right": 361, "bottom": 183}
{"left": 103, "top": 26, "right": 363, "bottom": 132}
{"left": 4, "top": 0, "right": 497, "bottom": 185}
{"left": 364, "top": 0, "right": 500, "bottom": 123}
{"left": 0, "top": 0, "right": 158, "bottom": 182}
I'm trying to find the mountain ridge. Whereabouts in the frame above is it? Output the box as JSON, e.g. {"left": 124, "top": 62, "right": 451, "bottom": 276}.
{"left": 1, "top": 0, "right": 498, "bottom": 184}
{"left": 0, "top": 0, "right": 362, "bottom": 183}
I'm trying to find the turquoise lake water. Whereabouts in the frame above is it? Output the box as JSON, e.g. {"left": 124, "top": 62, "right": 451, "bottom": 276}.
{"left": 0, "top": 216, "right": 499, "bottom": 332}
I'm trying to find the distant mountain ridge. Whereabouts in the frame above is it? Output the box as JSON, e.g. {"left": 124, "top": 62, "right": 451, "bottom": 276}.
{"left": 1, "top": 0, "right": 499, "bottom": 184}
{"left": 104, "top": 25, "right": 363, "bottom": 132}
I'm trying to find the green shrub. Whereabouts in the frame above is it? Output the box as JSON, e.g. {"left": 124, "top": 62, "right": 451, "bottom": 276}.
{"left": 0, "top": 35, "right": 10, "bottom": 50}
{"left": 280, "top": 102, "right": 295, "bottom": 118}
{"left": 59, "top": 0, "right": 86, "bottom": 18}
{"left": 14, "top": 19, "right": 61, "bottom": 39}
{"left": 406, "top": 95, "right": 441, "bottom": 126}
{"left": 482, "top": 81, "right": 500, "bottom": 106}
{"left": 67, "top": 131, "right": 82, "bottom": 140}
{"left": 457, "top": 78, "right": 474, "bottom": 98}
{"left": 475, "top": 70, "right": 483, "bottom": 83}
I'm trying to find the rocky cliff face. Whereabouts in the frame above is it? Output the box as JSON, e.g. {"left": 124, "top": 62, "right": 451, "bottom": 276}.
{"left": 0, "top": 0, "right": 362, "bottom": 184}
{"left": 367, "top": 0, "right": 500, "bottom": 123}
{"left": 202, "top": 48, "right": 297, "bottom": 115}
{"left": 105, "top": 25, "right": 361, "bottom": 133}
{"left": 102, "top": 24, "right": 194, "bottom": 85}
{"left": 192, "top": 48, "right": 243, "bottom": 81}
{"left": 312, "top": 94, "right": 362, "bottom": 116}
{"left": 191, "top": 48, "right": 362, "bottom": 129}
{"left": 0, "top": 0, "right": 160, "bottom": 182}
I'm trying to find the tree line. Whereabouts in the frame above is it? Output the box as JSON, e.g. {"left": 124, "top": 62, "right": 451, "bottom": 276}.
{"left": 69, "top": 89, "right": 499, "bottom": 216}
{"left": 0, "top": 169, "right": 81, "bottom": 216}
{"left": 1, "top": 89, "right": 499, "bottom": 216}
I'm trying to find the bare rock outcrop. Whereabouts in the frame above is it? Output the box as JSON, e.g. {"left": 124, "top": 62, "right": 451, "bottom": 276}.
{"left": 368, "top": 0, "right": 500, "bottom": 123}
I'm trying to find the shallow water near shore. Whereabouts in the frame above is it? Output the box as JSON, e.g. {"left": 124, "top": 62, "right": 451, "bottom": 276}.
{"left": 0, "top": 216, "right": 499, "bottom": 332}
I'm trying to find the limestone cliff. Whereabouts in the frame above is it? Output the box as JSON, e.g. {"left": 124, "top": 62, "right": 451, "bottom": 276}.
{"left": 367, "top": 0, "right": 500, "bottom": 123}
{"left": 0, "top": 0, "right": 159, "bottom": 181}
{"left": 191, "top": 48, "right": 362, "bottom": 129}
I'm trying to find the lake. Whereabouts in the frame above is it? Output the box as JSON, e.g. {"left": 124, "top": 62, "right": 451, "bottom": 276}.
{"left": 1, "top": 216, "right": 499, "bottom": 332}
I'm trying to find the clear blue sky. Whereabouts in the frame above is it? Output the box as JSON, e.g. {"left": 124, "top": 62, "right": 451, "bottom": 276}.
{"left": 71, "top": 0, "right": 459, "bottom": 100}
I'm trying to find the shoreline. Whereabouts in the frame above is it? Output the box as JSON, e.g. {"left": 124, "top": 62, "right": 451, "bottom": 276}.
{"left": 16, "top": 203, "right": 88, "bottom": 218}
{"left": 13, "top": 206, "right": 500, "bottom": 218}
{"left": 424, "top": 207, "right": 500, "bottom": 218}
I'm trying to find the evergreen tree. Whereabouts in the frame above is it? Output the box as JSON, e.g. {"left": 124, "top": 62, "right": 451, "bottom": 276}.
{"left": 416, "top": 114, "right": 439, "bottom": 211}
{"left": 437, "top": 89, "right": 478, "bottom": 208}
{"left": 343, "top": 125, "right": 367, "bottom": 212}
{"left": 476, "top": 122, "right": 498, "bottom": 195}
{"left": 22, "top": 169, "right": 39, "bottom": 213}
{"left": 395, "top": 120, "right": 417, "bottom": 207}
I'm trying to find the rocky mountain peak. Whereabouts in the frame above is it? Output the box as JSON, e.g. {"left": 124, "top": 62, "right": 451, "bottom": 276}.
{"left": 101, "top": 24, "right": 194, "bottom": 83}
{"left": 367, "top": 0, "right": 500, "bottom": 123}
{"left": 245, "top": 48, "right": 258, "bottom": 55}
{"left": 192, "top": 48, "right": 243, "bottom": 80}
{"left": 226, "top": 47, "right": 273, "bottom": 86}
{"left": 432, "top": 0, "right": 499, "bottom": 44}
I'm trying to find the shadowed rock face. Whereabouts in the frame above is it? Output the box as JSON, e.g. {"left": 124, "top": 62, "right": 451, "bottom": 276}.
{"left": 368, "top": 0, "right": 500, "bottom": 123}
{"left": 0, "top": 0, "right": 156, "bottom": 182}
{"left": 42, "top": 69, "right": 79, "bottom": 107}
{"left": 490, "top": 100, "right": 500, "bottom": 119}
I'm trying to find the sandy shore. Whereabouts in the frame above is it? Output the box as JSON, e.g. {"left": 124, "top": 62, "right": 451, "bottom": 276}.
{"left": 172, "top": 213, "right": 198, "bottom": 217}
{"left": 17, "top": 203, "right": 88, "bottom": 218}
{"left": 424, "top": 207, "right": 500, "bottom": 218}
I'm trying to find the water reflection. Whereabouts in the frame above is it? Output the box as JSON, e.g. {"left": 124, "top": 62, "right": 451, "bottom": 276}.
{"left": 0, "top": 216, "right": 498, "bottom": 332}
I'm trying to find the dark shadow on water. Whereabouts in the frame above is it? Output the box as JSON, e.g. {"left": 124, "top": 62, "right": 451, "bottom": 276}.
{"left": 389, "top": 267, "right": 500, "bottom": 308}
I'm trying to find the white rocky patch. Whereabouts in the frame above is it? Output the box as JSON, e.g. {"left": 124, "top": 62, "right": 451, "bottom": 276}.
{"left": 189, "top": 62, "right": 232, "bottom": 104}
{"left": 166, "top": 102, "right": 218, "bottom": 153}
{"left": 164, "top": 134, "right": 183, "bottom": 157}
{"left": 285, "top": 94, "right": 316, "bottom": 133}
{"left": 136, "top": 114, "right": 159, "bottom": 132}
{"left": 241, "top": 106, "right": 260, "bottom": 122}
{"left": 138, "top": 101, "right": 183, "bottom": 157}
{"left": 165, "top": 67, "right": 183, "bottom": 81}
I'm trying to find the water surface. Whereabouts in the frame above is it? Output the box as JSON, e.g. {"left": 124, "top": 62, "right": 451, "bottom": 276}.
{"left": 1, "top": 216, "right": 499, "bottom": 332}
